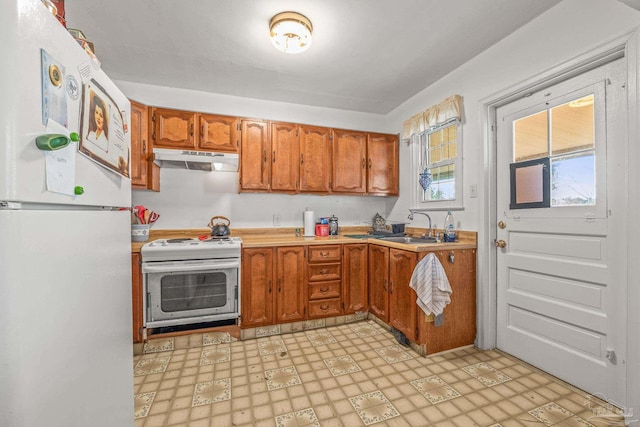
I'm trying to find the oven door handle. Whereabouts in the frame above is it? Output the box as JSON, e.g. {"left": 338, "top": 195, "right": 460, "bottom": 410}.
{"left": 142, "top": 260, "right": 239, "bottom": 273}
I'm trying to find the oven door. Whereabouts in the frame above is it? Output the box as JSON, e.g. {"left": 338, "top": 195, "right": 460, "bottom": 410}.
{"left": 142, "top": 259, "right": 239, "bottom": 328}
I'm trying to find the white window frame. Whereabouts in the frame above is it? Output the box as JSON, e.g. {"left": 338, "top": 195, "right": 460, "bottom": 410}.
{"left": 410, "top": 120, "right": 463, "bottom": 211}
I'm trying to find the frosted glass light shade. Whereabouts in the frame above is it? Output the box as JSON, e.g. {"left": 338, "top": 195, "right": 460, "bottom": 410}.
{"left": 270, "top": 12, "right": 313, "bottom": 54}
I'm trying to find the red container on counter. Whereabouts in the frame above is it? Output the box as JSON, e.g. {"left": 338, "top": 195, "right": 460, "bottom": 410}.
{"left": 315, "top": 224, "right": 329, "bottom": 236}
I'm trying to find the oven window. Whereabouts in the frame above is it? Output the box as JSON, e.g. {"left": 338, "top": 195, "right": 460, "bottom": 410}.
{"left": 160, "top": 272, "right": 229, "bottom": 312}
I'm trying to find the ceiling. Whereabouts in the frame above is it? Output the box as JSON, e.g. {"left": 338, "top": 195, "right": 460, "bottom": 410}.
{"left": 64, "top": 0, "right": 560, "bottom": 115}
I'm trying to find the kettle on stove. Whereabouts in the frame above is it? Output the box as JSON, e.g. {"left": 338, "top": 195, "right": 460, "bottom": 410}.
{"left": 208, "top": 216, "right": 231, "bottom": 237}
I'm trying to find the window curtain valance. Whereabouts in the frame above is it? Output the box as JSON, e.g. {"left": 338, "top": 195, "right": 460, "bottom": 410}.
{"left": 402, "top": 94, "right": 463, "bottom": 141}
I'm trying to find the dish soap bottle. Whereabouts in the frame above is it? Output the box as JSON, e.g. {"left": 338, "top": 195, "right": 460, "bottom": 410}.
{"left": 444, "top": 211, "right": 456, "bottom": 242}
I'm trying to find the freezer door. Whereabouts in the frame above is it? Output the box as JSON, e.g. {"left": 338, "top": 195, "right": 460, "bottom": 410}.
{"left": 0, "top": 209, "right": 134, "bottom": 426}
{"left": 0, "top": 0, "right": 131, "bottom": 208}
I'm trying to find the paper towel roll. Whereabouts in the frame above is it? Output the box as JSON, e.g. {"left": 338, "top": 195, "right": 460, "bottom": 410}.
{"left": 303, "top": 210, "right": 315, "bottom": 236}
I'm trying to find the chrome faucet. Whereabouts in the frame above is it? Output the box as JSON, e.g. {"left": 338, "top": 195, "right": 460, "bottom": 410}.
{"left": 408, "top": 210, "right": 432, "bottom": 237}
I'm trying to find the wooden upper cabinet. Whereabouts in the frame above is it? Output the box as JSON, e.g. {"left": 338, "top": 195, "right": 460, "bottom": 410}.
{"left": 199, "top": 114, "right": 239, "bottom": 153}
{"left": 299, "top": 125, "right": 332, "bottom": 193}
{"left": 240, "top": 120, "right": 270, "bottom": 191}
{"left": 152, "top": 108, "right": 197, "bottom": 149}
{"left": 332, "top": 129, "right": 367, "bottom": 194}
{"left": 130, "top": 101, "right": 148, "bottom": 189}
{"left": 367, "top": 133, "right": 399, "bottom": 196}
{"left": 270, "top": 122, "right": 299, "bottom": 192}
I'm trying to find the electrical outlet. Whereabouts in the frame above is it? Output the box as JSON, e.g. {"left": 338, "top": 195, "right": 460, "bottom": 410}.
{"left": 273, "top": 214, "right": 281, "bottom": 226}
{"left": 470, "top": 184, "right": 478, "bottom": 198}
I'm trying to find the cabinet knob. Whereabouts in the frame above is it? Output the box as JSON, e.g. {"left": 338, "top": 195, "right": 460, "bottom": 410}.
{"left": 320, "top": 287, "right": 329, "bottom": 292}
{"left": 320, "top": 304, "right": 329, "bottom": 310}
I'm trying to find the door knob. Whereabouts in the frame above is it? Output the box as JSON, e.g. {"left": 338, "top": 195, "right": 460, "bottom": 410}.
{"left": 494, "top": 239, "right": 507, "bottom": 248}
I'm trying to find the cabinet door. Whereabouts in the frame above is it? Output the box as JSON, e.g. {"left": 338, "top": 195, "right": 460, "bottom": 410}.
{"left": 131, "top": 253, "right": 144, "bottom": 343}
{"left": 389, "top": 249, "right": 418, "bottom": 341}
{"left": 198, "top": 114, "right": 239, "bottom": 152}
{"left": 343, "top": 244, "right": 368, "bottom": 314}
{"left": 240, "top": 120, "right": 270, "bottom": 191}
{"left": 367, "top": 133, "right": 399, "bottom": 195}
{"left": 275, "top": 246, "right": 306, "bottom": 323}
{"left": 299, "top": 125, "right": 332, "bottom": 193}
{"left": 152, "top": 108, "right": 197, "bottom": 149}
{"left": 332, "top": 129, "right": 367, "bottom": 193}
{"left": 417, "top": 249, "right": 477, "bottom": 354}
{"left": 368, "top": 245, "right": 389, "bottom": 322}
{"left": 130, "top": 101, "right": 148, "bottom": 189}
{"left": 271, "top": 122, "right": 299, "bottom": 192}
{"left": 241, "top": 248, "right": 275, "bottom": 328}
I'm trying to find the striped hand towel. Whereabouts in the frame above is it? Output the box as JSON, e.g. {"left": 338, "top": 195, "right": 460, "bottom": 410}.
{"left": 409, "top": 253, "right": 452, "bottom": 316}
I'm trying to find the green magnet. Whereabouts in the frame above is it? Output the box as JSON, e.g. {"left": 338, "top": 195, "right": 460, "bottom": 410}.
{"left": 35, "top": 132, "right": 79, "bottom": 151}
{"left": 74, "top": 186, "right": 84, "bottom": 195}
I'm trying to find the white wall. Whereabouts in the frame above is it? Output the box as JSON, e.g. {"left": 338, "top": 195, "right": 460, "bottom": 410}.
{"left": 121, "top": 81, "right": 403, "bottom": 229}
{"left": 386, "top": 0, "right": 640, "bottom": 231}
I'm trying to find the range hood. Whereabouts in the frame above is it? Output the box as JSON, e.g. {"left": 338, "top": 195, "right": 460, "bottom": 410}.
{"left": 153, "top": 148, "right": 238, "bottom": 172}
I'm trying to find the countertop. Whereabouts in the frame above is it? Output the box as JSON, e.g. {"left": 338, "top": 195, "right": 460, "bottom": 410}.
{"left": 132, "top": 226, "right": 476, "bottom": 254}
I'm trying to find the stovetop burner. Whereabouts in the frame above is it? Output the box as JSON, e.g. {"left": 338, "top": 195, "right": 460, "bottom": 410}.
{"left": 141, "top": 236, "right": 242, "bottom": 262}
{"left": 166, "top": 238, "right": 193, "bottom": 244}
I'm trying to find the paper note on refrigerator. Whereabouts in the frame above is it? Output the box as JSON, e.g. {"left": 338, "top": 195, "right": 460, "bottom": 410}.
{"left": 44, "top": 119, "right": 76, "bottom": 196}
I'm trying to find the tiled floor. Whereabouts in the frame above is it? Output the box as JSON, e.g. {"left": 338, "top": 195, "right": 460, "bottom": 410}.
{"left": 133, "top": 320, "right": 625, "bottom": 426}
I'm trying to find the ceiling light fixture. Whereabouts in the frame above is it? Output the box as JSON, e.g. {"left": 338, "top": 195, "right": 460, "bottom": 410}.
{"left": 269, "top": 12, "right": 313, "bottom": 54}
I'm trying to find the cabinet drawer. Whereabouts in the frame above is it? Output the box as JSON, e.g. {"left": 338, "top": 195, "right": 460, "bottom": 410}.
{"left": 308, "top": 281, "right": 341, "bottom": 300}
{"left": 308, "top": 263, "right": 341, "bottom": 282}
{"left": 308, "top": 245, "right": 341, "bottom": 263}
{"left": 308, "top": 298, "right": 341, "bottom": 318}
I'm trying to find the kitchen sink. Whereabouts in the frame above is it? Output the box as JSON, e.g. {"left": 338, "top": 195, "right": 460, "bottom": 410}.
{"left": 376, "top": 236, "right": 439, "bottom": 244}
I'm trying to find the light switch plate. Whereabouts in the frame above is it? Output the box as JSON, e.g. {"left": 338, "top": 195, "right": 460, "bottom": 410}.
{"left": 273, "top": 214, "right": 281, "bottom": 226}
{"left": 470, "top": 184, "right": 478, "bottom": 198}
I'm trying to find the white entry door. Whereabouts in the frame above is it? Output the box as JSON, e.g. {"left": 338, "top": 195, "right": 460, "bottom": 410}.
{"left": 495, "top": 58, "right": 627, "bottom": 404}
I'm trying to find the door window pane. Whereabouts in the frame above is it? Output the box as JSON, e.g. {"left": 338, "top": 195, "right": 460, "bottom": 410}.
{"left": 514, "top": 110, "right": 548, "bottom": 162}
{"left": 551, "top": 153, "right": 595, "bottom": 206}
{"left": 550, "top": 95, "right": 594, "bottom": 156}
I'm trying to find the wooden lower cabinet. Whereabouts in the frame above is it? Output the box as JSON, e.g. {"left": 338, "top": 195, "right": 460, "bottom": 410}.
{"left": 306, "top": 245, "right": 342, "bottom": 319}
{"left": 132, "top": 253, "right": 144, "bottom": 343}
{"left": 368, "top": 245, "right": 419, "bottom": 341}
{"left": 367, "top": 245, "right": 476, "bottom": 353}
{"left": 241, "top": 247, "right": 275, "bottom": 328}
{"left": 342, "top": 244, "right": 368, "bottom": 314}
{"left": 276, "top": 246, "right": 306, "bottom": 323}
{"left": 417, "top": 249, "right": 477, "bottom": 354}
{"left": 238, "top": 243, "right": 476, "bottom": 355}
{"left": 241, "top": 246, "right": 305, "bottom": 328}
{"left": 368, "top": 244, "right": 390, "bottom": 321}
{"left": 388, "top": 248, "right": 418, "bottom": 341}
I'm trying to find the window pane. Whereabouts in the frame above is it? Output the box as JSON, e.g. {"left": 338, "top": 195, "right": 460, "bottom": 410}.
{"left": 514, "top": 110, "right": 548, "bottom": 162}
{"left": 551, "top": 95, "right": 594, "bottom": 156}
{"left": 427, "top": 164, "right": 455, "bottom": 201}
{"left": 551, "top": 152, "right": 595, "bottom": 206}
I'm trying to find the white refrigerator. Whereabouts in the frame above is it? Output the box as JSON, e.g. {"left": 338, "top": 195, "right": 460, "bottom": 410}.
{"left": 0, "top": 1, "right": 134, "bottom": 426}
